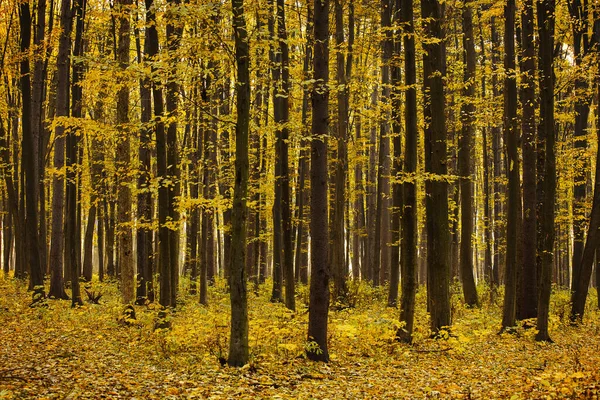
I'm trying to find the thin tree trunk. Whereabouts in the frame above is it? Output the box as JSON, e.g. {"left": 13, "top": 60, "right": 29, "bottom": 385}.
{"left": 388, "top": 0, "right": 401, "bottom": 308}
{"left": 501, "top": 0, "right": 520, "bottom": 331}
{"left": 459, "top": 0, "right": 479, "bottom": 307}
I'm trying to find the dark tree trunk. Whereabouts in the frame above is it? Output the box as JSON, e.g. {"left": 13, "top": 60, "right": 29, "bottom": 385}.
{"left": 388, "top": 0, "right": 401, "bottom": 308}
{"left": 536, "top": 0, "right": 556, "bottom": 342}
{"left": 48, "top": 0, "right": 72, "bottom": 300}
{"left": 65, "top": 0, "right": 85, "bottom": 307}
{"left": 501, "top": 0, "right": 520, "bottom": 331}
{"left": 228, "top": 0, "right": 250, "bottom": 367}
{"left": 268, "top": 0, "right": 283, "bottom": 303}
{"left": 31, "top": 0, "right": 48, "bottom": 276}
{"left": 20, "top": 0, "right": 44, "bottom": 297}
{"left": 165, "top": 0, "right": 182, "bottom": 307}
{"left": 476, "top": 11, "right": 493, "bottom": 288}
{"left": 570, "top": 0, "right": 591, "bottom": 291}
{"left": 152, "top": 0, "right": 169, "bottom": 306}
{"left": 332, "top": 0, "right": 348, "bottom": 302}
{"left": 366, "top": 89, "right": 378, "bottom": 283}
{"left": 569, "top": 16, "right": 600, "bottom": 323}
{"left": 397, "top": 0, "right": 418, "bottom": 343}
{"left": 115, "top": 0, "right": 134, "bottom": 305}
{"left": 294, "top": 5, "right": 312, "bottom": 285}
{"left": 458, "top": 1, "right": 479, "bottom": 307}
{"left": 307, "top": 0, "right": 330, "bottom": 363}
{"left": 491, "top": 17, "right": 503, "bottom": 290}
{"left": 517, "top": 0, "right": 538, "bottom": 320}
{"left": 136, "top": 0, "right": 155, "bottom": 303}
{"left": 422, "top": 0, "right": 451, "bottom": 334}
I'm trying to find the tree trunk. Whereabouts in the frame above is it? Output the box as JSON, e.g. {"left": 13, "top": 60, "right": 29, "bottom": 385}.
{"left": 136, "top": 0, "right": 155, "bottom": 303}
{"left": 228, "top": 0, "right": 250, "bottom": 367}
{"left": 536, "top": 0, "right": 556, "bottom": 342}
{"left": 307, "top": 0, "right": 330, "bottom": 363}
{"left": 397, "top": 0, "right": 418, "bottom": 343}
{"left": 422, "top": 0, "right": 451, "bottom": 334}
{"left": 115, "top": 0, "right": 134, "bottom": 305}
{"left": 19, "top": 0, "right": 44, "bottom": 296}
{"left": 48, "top": 0, "right": 72, "bottom": 300}
{"left": 388, "top": 0, "right": 401, "bottom": 308}
{"left": 517, "top": 0, "right": 538, "bottom": 320}
{"left": 459, "top": 0, "right": 479, "bottom": 307}
{"left": 569, "top": 16, "right": 600, "bottom": 323}
{"left": 333, "top": 0, "right": 348, "bottom": 302}
{"left": 570, "top": 0, "right": 591, "bottom": 291}
{"left": 501, "top": 0, "right": 520, "bottom": 331}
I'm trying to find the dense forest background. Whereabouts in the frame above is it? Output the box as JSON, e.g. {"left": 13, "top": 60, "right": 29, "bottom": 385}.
{"left": 2, "top": 0, "right": 600, "bottom": 394}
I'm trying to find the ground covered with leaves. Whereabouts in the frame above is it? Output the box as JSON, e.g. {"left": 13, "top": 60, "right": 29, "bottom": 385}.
{"left": 1, "top": 274, "right": 599, "bottom": 399}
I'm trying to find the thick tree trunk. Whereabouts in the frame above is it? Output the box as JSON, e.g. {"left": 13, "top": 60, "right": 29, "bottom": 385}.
{"left": 517, "top": 0, "right": 538, "bottom": 320}
{"left": 396, "top": 0, "right": 418, "bottom": 343}
{"left": 48, "top": 0, "right": 72, "bottom": 300}
{"left": 228, "top": 0, "right": 250, "bottom": 367}
{"left": 536, "top": 0, "right": 556, "bottom": 342}
{"left": 115, "top": 0, "right": 134, "bottom": 305}
{"left": 307, "top": 0, "right": 330, "bottom": 363}
{"left": 332, "top": 0, "right": 348, "bottom": 302}
{"left": 19, "top": 0, "right": 44, "bottom": 295}
{"left": 422, "top": 0, "right": 451, "bottom": 334}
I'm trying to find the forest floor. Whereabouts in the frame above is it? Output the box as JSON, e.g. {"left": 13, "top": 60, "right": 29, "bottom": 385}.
{"left": 1, "top": 274, "right": 599, "bottom": 399}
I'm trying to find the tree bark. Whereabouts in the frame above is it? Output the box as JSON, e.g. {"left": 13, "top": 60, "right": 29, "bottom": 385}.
{"left": 536, "top": 0, "right": 556, "bottom": 342}
{"left": 422, "top": 0, "right": 451, "bottom": 334}
{"left": 397, "top": 0, "right": 418, "bottom": 343}
{"left": 459, "top": 0, "right": 479, "bottom": 307}
{"left": 228, "top": 0, "right": 250, "bottom": 367}
{"left": 333, "top": 0, "right": 348, "bottom": 302}
{"left": 501, "top": 0, "right": 520, "bottom": 331}
{"left": 115, "top": 0, "right": 134, "bottom": 305}
{"left": 48, "top": 0, "right": 72, "bottom": 300}
{"left": 517, "top": 0, "right": 538, "bottom": 320}
{"left": 307, "top": 0, "right": 330, "bottom": 363}
{"left": 19, "top": 0, "right": 44, "bottom": 295}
